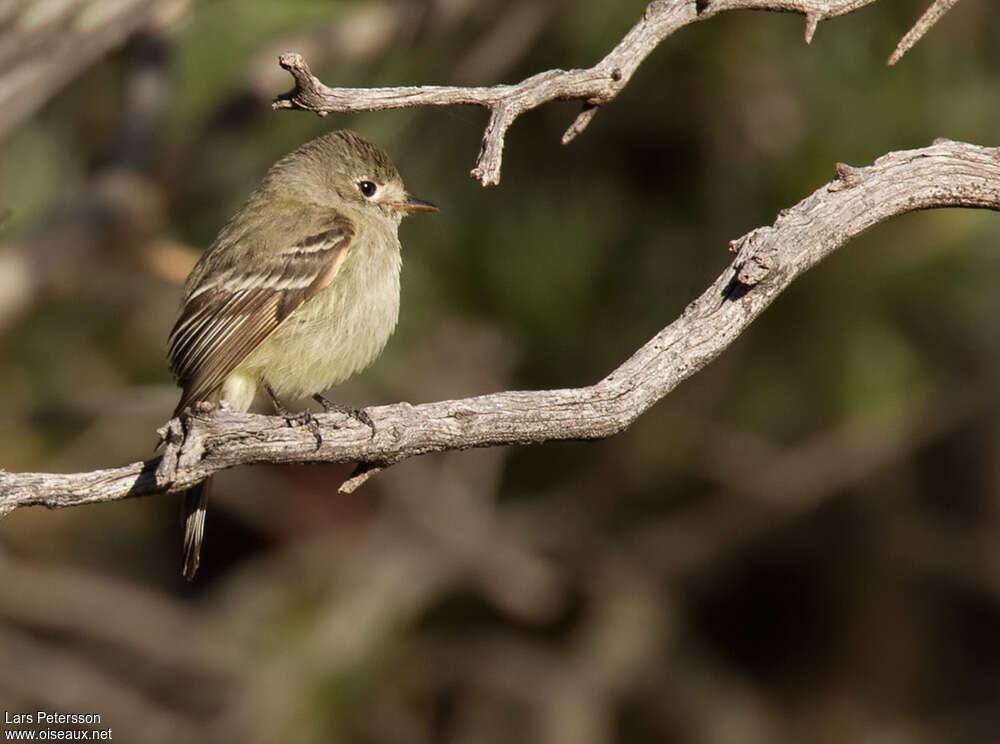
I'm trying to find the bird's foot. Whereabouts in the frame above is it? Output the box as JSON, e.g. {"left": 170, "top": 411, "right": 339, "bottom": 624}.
{"left": 313, "top": 394, "right": 376, "bottom": 439}
{"left": 266, "top": 384, "right": 322, "bottom": 448}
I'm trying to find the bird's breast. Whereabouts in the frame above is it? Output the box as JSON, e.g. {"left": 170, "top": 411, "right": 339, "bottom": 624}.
{"left": 235, "top": 230, "right": 402, "bottom": 399}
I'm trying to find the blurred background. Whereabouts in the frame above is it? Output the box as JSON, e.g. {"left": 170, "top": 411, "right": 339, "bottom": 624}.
{"left": 1, "top": 0, "right": 999, "bottom": 742}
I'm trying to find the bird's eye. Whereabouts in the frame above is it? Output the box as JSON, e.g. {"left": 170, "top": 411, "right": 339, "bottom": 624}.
{"left": 358, "top": 181, "right": 377, "bottom": 198}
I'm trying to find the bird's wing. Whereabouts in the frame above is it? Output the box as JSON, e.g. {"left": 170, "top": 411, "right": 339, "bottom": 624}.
{"left": 168, "top": 213, "right": 355, "bottom": 415}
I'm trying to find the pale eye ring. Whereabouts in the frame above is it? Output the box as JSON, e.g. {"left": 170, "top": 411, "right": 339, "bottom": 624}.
{"left": 358, "top": 180, "right": 377, "bottom": 198}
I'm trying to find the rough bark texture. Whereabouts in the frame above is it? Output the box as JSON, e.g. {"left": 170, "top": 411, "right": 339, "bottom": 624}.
{"left": 2, "top": 139, "right": 997, "bottom": 517}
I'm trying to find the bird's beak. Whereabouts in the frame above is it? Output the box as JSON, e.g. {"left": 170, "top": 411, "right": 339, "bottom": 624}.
{"left": 392, "top": 194, "right": 438, "bottom": 214}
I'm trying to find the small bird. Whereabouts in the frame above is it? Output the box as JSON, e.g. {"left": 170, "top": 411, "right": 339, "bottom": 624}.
{"left": 168, "top": 130, "right": 436, "bottom": 579}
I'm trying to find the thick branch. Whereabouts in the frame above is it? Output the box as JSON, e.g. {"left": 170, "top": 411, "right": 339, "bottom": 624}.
{"left": 272, "top": 0, "right": 960, "bottom": 185}
{"left": 2, "top": 139, "right": 998, "bottom": 516}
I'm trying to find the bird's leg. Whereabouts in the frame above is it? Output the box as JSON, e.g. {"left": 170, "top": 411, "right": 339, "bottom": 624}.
{"left": 265, "top": 383, "right": 322, "bottom": 448}
{"left": 313, "top": 394, "right": 376, "bottom": 439}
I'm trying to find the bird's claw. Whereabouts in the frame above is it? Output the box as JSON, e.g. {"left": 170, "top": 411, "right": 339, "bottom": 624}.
{"left": 286, "top": 410, "right": 323, "bottom": 450}
{"left": 313, "top": 394, "right": 376, "bottom": 439}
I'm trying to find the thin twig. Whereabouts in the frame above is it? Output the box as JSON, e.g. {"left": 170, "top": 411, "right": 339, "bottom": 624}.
{"left": 888, "top": 0, "right": 963, "bottom": 65}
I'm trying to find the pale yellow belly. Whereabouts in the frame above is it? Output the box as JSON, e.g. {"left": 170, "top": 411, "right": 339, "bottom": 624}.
{"left": 222, "top": 233, "right": 402, "bottom": 410}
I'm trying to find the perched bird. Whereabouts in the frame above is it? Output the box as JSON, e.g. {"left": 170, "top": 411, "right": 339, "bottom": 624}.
{"left": 168, "top": 130, "right": 436, "bottom": 579}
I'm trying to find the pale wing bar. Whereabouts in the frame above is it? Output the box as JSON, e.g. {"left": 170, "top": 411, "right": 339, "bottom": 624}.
{"left": 169, "top": 217, "right": 355, "bottom": 415}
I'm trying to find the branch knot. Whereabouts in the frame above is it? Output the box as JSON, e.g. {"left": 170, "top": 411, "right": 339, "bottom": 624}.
{"left": 155, "top": 410, "right": 209, "bottom": 491}
{"left": 829, "top": 162, "right": 864, "bottom": 191}
{"left": 730, "top": 226, "right": 779, "bottom": 286}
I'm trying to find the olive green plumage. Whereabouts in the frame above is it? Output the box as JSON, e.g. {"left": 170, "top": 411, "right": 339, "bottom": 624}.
{"left": 168, "top": 130, "right": 435, "bottom": 579}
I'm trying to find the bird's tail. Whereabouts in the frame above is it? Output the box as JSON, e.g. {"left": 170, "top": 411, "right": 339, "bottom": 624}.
{"left": 174, "top": 397, "right": 209, "bottom": 581}
{"left": 175, "top": 374, "right": 257, "bottom": 580}
{"left": 181, "top": 480, "right": 209, "bottom": 581}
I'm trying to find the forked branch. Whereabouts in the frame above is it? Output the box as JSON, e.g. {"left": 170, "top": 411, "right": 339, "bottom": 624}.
{"left": 273, "top": 0, "right": 962, "bottom": 184}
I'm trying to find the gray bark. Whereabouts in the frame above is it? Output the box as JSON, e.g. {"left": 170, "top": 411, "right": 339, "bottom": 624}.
{"left": 2, "top": 139, "right": 998, "bottom": 516}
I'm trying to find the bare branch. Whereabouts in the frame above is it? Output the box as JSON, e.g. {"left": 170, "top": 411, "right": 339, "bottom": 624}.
{"left": 2, "top": 139, "right": 998, "bottom": 515}
{"left": 888, "top": 0, "right": 963, "bottom": 65}
{"left": 338, "top": 462, "right": 386, "bottom": 495}
{"left": 272, "top": 0, "right": 959, "bottom": 185}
